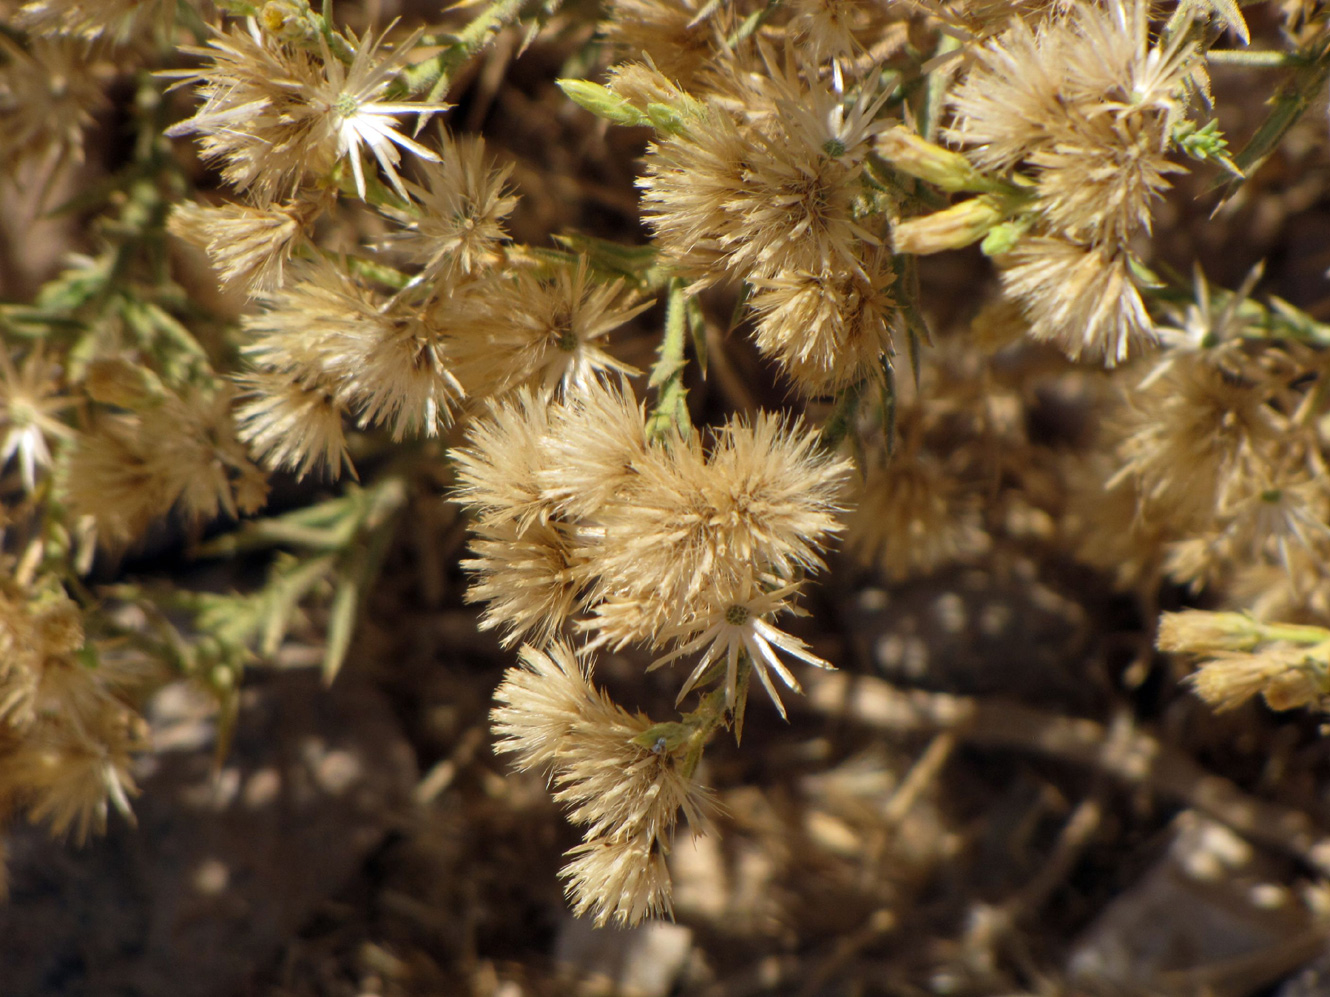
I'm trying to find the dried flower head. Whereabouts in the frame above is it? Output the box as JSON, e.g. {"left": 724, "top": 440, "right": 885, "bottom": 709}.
{"left": 387, "top": 134, "right": 517, "bottom": 286}
{"left": 0, "top": 343, "right": 76, "bottom": 493}
{"left": 717, "top": 126, "right": 871, "bottom": 280}
{"left": 788, "top": 0, "right": 879, "bottom": 58}
{"left": 585, "top": 412, "right": 850, "bottom": 638}
{"left": 560, "top": 832, "right": 675, "bottom": 926}
{"left": 1175, "top": 636, "right": 1330, "bottom": 713}
{"left": 538, "top": 378, "right": 649, "bottom": 521}
{"left": 940, "top": 0, "right": 1197, "bottom": 365}
{"left": 14, "top": 0, "right": 176, "bottom": 42}
{"left": 1157, "top": 609, "right": 1268, "bottom": 656}
{"left": 464, "top": 520, "right": 584, "bottom": 648}
{"left": 447, "top": 259, "right": 647, "bottom": 399}
{"left": 998, "top": 238, "right": 1154, "bottom": 365}
{"left": 164, "top": 23, "right": 330, "bottom": 204}
{"left": 64, "top": 378, "right": 267, "bottom": 546}
{"left": 638, "top": 106, "right": 749, "bottom": 281}
{"left": 348, "top": 312, "right": 461, "bottom": 441}
{"left": 1111, "top": 349, "right": 1284, "bottom": 531}
{"left": 243, "top": 258, "right": 461, "bottom": 441}
{"left": 452, "top": 387, "right": 555, "bottom": 533}
{"left": 0, "top": 36, "right": 108, "bottom": 183}
{"left": 166, "top": 24, "right": 445, "bottom": 203}
{"left": 641, "top": 59, "right": 885, "bottom": 287}
{"left": 168, "top": 199, "right": 316, "bottom": 296}
{"left": 0, "top": 581, "right": 144, "bottom": 844}
{"left": 491, "top": 642, "right": 711, "bottom": 926}
{"left": 3, "top": 712, "right": 141, "bottom": 842}
{"left": 1163, "top": 470, "right": 1330, "bottom": 589}
{"left": 1064, "top": 453, "right": 1167, "bottom": 590}
{"left": 844, "top": 451, "right": 990, "bottom": 581}
{"left": 948, "top": 0, "right": 1193, "bottom": 183}
{"left": 233, "top": 370, "right": 351, "bottom": 482}
{"left": 652, "top": 579, "right": 832, "bottom": 718}
{"left": 748, "top": 252, "right": 897, "bottom": 395}
{"left": 600, "top": 0, "right": 722, "bottom": 84}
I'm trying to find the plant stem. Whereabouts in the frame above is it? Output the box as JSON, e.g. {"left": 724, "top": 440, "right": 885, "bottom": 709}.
{"left": 645, "top": 278, "right": 692, "bottom": 441}
{"left": 1222, "top": 35, "right": 1330, "bottom": 186}
{"left": 680, "top": 686, "right": 730, "bottom": 780}
{"left": 401, "top": 0, "right": 530, "bottom": 102}
{"left": 819, "top": 377, "right": 868, "bottom": 452}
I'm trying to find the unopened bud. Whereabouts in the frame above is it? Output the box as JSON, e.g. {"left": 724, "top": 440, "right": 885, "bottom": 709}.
{"left": 893, "top": 196, "right": 1007, "bottom": 255}
{"left": 878, "top": 128, "right": 998, "bottom": 193}
{"left": 1263, "top": 666, "right": 1323, "bottom": 711}
{"left": 1158, "top": 610, "right": 1262, "bottom": 654}
{"left": 259, "top": 1, "right": 320, "bottom": 43}
{"left": 558, "top": 79, "right": 651, "bottom": 128}
{"left": 981, "top": 219, "right": 1030, "bottom": 256}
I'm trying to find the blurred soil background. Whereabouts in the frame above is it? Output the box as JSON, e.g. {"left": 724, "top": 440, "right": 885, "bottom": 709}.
{"left": 6, "top": 1, "right": 1330, "bottom": 996}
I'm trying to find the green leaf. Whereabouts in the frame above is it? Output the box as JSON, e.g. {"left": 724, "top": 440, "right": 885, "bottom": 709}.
{"left": 323, "top": 578, "right": 359, "bottom": 684}
{"left": 818, "top": 377, "right": 867, "bottom": 452}
{"left": 552, "top": 233, "right": 659, "bottom": 285}
{"left": 685, "top": 293, "right": 708, "bottom": 380}
{"left": 197, "top": 478, "right": 407, "bottom": 556}
{"left": 893, "top": 254, "right": 932, "bottom": 387}
{"left": 725, "top": 1, "right": 780, "bottom": 48}
{"left": 1173, "top": 119, "right": 1242, "bottom": 178}
{"left": 732, "top": 661, "right": 751, "bottom": 746}
{"left": 631, "top": 721, "right": 692, "bottom": 754}
{"left": 323, "top": 494, "right": 399, "bottom": 682}
{"left": 881, "top": 357, "right": 897, "bottom": 456}
{"left": 1201, "top": 0, "right": 1250, "bottom": 44}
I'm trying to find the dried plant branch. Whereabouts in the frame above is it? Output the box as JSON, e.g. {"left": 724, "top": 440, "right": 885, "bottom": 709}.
{"left": 803, "top": 670, "right": 1330, "bottom": 875}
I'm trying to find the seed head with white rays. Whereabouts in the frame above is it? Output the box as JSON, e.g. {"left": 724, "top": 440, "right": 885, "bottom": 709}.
{"left": 165, "top": 23, "right": 446, "bottom": 204}
{"left": 652, "top": 580, "right": 834, "bottom": 720}
{"left": 751, "top": 52, "right": 893, "bottom": 168}
{"left": 0, "top": 344, "right": 76, "bottom": 494}
{"left": 310, "top": 27, "right": 448, "bottom": 201}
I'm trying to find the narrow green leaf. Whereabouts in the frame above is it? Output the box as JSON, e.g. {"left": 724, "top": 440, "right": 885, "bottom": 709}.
{"left": 725, "top": 1, "right": 780, "bottom": 48}
{"left": 1202, "top": 0, "right": 1251, "bottom": 44}
{"left": 893, "top": 255, "right": 932, "bottom": 387}
{"left": 732, "top": 661, "right": 751, "bottom": 746}
{"left": 323, "top": 578, "right": 359, "bottom": 683}
{"left": 685, "top": 293, "right": 708, "bottom": 379}
{"left": 818, "top": 378, "right": 866, "bottom": 452}
{"left": 552, "top": 233, "right": 659, "bottom": 283}
{"left": 881, "top": 357, "right": 897, "bottom": 455}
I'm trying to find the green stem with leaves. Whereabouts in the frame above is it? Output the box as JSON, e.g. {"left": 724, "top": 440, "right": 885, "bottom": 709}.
{"left": 400, "top": 0, "right": 531, "bottom": 102}
{"left": 1221, "top": 32, "right": 1330, "bottom": 188}
{"left": 645, "top": 278, "right": 693, "bottom": 441}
